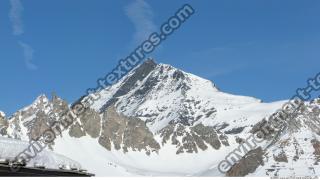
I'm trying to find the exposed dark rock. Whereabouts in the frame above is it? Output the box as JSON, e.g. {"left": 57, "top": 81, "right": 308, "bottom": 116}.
{"left": 214, "top": 123, "right": 230, "bottom": 131}
{"left": 133, "top": 74, "right": 159, "bottom": 97}
{"left": 29, "top": 111, "right": 51, "bottom": 141}
{"left": 311, "top": 139, "right": 320, "bottom": 162}
{"left": 99, "top": 98, "right": 118, "bottom": 113}
{"left": 0, "top": 113, "right": 8, "bottom": 136}
{"left": 71, "top": 95, "right": 87, "bottom": 110}
{"left": 114, "top": 59, "right": 157, "bottom": 98}
{"left": 168, "top": 99, "right": 216, "bottom": 126}
{"left": 292, "top": 138, "right": 303, "bottom": 161}
{"left": 250, "top": 119, "right": 276, "bottom": 140}
{"left": 69, "top": 122, "right": 86, "bottom": 138}
{"left": 99, "top": 108, "right": 126, "bottom": 151}
{"left": 180, "top": 133, "right": 198, "bottom": 154}
{"left": 160, "top": 123, "right": 224, "bottom": 154}
{"left": 219, "top": 134, "right": 230, "bottom": 146}
{"left": 235, "top": 137, "right": 245, "bottom": 144}
{"left": 225, "top": 127, "right": 246, "bottom": 135}
{"left": 191, "top": 132, "right": 208, "bottom": 151}
{"left": 99, "top": 60, "right": 157, "bottom": 113}
{"left": 191, "top": 124, "right": 221, "bottom": 150}
{"left": 172, "top": 70, "right": 185, "bottom": 81}
{"left": 99, "top": 105, "right": 160, "bottom": 154}
{"left": 160, "top": 124, "right": 174, "bottom": 145}
{"left": 51, "top": 94, "right": 70, "bottom": 118}
{"left": 98, "top": 134, "right": 112, "bottom": 151}
{"left": 273, "top": 150, "right": 288, "bottom": 163}
{"left": 123, "top": 116, "right": 160, "bottom": 153}
{"left": 226, "top": 147, "right": 264, "bottom": 177}
{"left": 205, "top": 109, "right": 217, "bottom": 118}
{"left": 79, "top": 108, "right": 101, "bottom": 138}
{"left": 4, "top": 94, "right": 76, "bottom": 140}
{"left": 177, "top": 109, "right": 194, "bottom": 126}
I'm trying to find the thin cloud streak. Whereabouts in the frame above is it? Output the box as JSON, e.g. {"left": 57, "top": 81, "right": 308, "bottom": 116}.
{"left": 204, "top": 65, "right": 248, "bottom": 78}
{"left": 125, "top": 0, "right": 156, "bottom": 45}
{"left": 8, "top": 0, "right": 38, "bottom": 70}
{"left": 18, "top": 41, "right": 38, "bottom": 70}
{"left": 9, "top": 0, "right": 24, "bottom": 36}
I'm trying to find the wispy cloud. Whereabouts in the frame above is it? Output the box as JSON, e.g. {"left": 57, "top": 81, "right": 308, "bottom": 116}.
{"left": 9, "top": 0, "right": 24, "bottom": 36}
{"left": 125, "top": 0, "right": 156, "bottom": 45}
{"left": 203, "top": 65, "right": 247, "bottom": 78}
{"left": 9, "top": 0, "right": 38, "bottom": 70}
{"left": 18, "top": 41, "right": 38, "bottom": 70}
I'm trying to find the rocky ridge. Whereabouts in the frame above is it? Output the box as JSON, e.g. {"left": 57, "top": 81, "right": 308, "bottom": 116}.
{"left": 1, "top": 60, "right": 320, "bottom": 177}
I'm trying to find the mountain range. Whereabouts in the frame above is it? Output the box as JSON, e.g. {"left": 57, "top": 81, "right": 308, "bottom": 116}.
{"left": 0, "top": 59, "right": 319, "bottom": 177}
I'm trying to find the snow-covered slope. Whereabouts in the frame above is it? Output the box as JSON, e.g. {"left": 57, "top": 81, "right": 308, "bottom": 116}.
{"left": 1, "top": 59, "right": 320, "bottom": 177}
{"left": 251, "top": 99, "right": 320, "bottom": 177}
{"left": 88, "top": 60, "right": 264, "bottom": 133}
{"left": 51, "top": 59, "right": 289, "bottom": 176}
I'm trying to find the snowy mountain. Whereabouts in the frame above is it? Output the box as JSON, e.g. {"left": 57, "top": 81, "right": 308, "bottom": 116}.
{"left": 1, "top": 59, "right": 320, "bottom": 177}
{"left": 4, "top": 94, "right": 69, "bottom": 141}
{"left": 245, "top": 99, "right": 320, "bottom": 177}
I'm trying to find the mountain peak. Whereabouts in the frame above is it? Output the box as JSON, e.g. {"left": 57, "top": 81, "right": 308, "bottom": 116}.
{"left": 0, "top": 111, "right": 5, "bottom": 118}
{"left": 142, "top": 58, "right": 157, "bottom": 66}
{"left": 34, "top": 94, "right": 49, "bottom": 103}
{"left": 3, "top": 59, "right": 320, "bottom": 177}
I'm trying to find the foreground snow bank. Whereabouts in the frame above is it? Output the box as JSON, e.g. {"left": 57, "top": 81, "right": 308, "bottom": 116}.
{"left": 0, "top": 137, "right": 81, "bottom": 170}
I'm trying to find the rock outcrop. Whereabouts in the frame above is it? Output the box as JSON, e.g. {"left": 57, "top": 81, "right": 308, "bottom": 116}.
{"left": 99, "top": 105, "right": 160, "bottom": 155}
{"left": 0, "top": 112, "right": 7, "bottom": 136}
{"left": 226, "top": 148, "right": 264, "bottom": 177}
{"left": 160, "top": 123, "right": 229, "bottom": 154}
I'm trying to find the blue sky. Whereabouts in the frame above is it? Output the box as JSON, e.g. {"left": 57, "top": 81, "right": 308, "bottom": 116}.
{"left": 1, "top": 0, "right": 320, "bottom": 115}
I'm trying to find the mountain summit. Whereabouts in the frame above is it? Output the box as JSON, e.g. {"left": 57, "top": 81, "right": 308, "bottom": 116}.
{"left": 1, "top": 60, "right": 320, "bottom": 177}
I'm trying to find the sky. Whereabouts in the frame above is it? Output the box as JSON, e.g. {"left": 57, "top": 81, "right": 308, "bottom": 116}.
{"left": 0, "top": 0, "right": 320, "bottom": 115}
